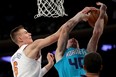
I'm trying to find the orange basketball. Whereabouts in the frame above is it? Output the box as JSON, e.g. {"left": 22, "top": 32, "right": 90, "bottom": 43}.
{"left": 88, "top": 10, "right": 108, "bottom": 27}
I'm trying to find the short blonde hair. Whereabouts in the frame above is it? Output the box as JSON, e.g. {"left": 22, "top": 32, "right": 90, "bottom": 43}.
{"left": 10, "top": 25, "right": 24, "bottom": 44}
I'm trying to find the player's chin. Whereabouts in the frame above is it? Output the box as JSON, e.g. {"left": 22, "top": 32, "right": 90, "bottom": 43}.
{"left": 28, "top": 40, "right": 33, "bottom": 44}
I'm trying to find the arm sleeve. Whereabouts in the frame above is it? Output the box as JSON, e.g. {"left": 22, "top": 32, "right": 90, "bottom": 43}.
{"left": 39, "top": 67, "right": 48, "bottom": 77}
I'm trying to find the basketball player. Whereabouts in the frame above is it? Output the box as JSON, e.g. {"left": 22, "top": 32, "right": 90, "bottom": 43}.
{"left": 54, "top": 2, "right": 107, "bottom": 77}
{"left": 83, "top": 52, "right": 103, "bottom": 77}
{"left": 10, "top": 6, "right": 95, "bottom": 77}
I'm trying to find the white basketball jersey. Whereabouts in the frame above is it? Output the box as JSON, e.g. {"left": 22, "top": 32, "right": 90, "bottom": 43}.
{"left": 10, "top": 44, "right": 44, "bottom": 77}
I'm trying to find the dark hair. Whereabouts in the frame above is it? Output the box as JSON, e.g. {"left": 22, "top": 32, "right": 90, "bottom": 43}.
{"left": 84, "top": 52, "right": 102, "bottom": 73}
{"left": 10, "top": 25, "right": 24, "bottom": 44}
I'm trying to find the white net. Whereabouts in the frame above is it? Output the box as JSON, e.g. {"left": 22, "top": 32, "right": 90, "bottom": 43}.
{"left": 34, "top": 0, "right": 68, "bottom": 19}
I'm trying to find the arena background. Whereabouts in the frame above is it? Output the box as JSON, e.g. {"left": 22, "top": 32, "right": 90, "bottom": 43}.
{"left": 0, "top": 0, "right": 116, "bottom": 77}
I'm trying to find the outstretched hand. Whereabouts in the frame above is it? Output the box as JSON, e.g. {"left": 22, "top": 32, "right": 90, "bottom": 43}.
{"left": 81, "top": 7, "right": 97, "bottom": 14}
{"left": 79, "top": 7, "right": 98, "bottom": 21}
{"left": 96, "top": 2, "right": 107, "bottom": 20}
{"left": 96, "top": 2, "right": 107, "bottom": 11}
{"left": 47, "top": 52, "right": 54, "bottom": 65}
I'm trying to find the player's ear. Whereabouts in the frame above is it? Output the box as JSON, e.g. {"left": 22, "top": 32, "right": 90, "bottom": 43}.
{"left": 17, "top": 36, "right": 23, "bottom": 42}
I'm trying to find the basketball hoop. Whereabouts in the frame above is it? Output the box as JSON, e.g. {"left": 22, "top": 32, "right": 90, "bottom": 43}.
{"left": 34, "top": 0, "right": 68, "bottom": 19}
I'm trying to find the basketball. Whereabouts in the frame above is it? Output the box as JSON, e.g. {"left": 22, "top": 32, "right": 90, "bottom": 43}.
{"left": 88, "top": 10, "right": 108, "bottom": 27}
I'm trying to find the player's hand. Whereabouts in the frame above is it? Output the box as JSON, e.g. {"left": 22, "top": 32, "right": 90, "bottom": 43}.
{"left": 96, "top": 2, "right": 107, "bottom": 19}
{"left": 96, "top": 2, "right": 107, "bottom": 11}
{"left": 79, "top": 7, "right": 98, "bottom": 21}
{"left": 47, "top": 52, "right": 54, "bottom": 65}
{"left": 81, "top": 7, "right": 97, "bottom": 14}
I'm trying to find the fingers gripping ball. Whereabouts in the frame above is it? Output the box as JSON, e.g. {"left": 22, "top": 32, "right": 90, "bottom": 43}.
{"left": 88, "top": 10, "right": 108, "bottom": 27}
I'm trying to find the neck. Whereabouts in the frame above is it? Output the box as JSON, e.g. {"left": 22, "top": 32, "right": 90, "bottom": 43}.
{"left": 18, "top": 44, "right": 23, "bottom": 47}
{"left": 86, "top": 72, "right": 99, "bottom": 77}
{"left": 18, "top": 43, "right": 26, "bottom": 47}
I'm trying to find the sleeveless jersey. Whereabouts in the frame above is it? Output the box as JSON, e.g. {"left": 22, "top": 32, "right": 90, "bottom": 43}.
{"left": 10, "top": 45, "right": 47, "bottom": 77}
{"left": 54, "top": 47, "right": 88, "bottom": 77}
